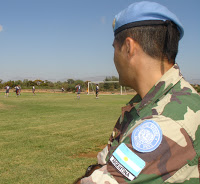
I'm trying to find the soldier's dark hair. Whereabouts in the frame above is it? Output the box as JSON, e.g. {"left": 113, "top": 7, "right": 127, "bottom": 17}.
{"left": 115, "top": 21, "right": 180, "bottom": 64}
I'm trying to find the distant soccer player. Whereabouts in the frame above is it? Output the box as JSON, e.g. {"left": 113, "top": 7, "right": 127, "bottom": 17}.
{"left": 75, "top": 84, "right": 81, "bottom": 99}
{"left": 5, "top": 85, "right": 10, "bottom": 97}
{"left": 32, "top": 86, "right": 36, "bottom": 95}
{"left": 15, "top": 85, "right": 19, "bottom": 97}
{"left": 96, "top": 84, "right": 99, "bottom": 99}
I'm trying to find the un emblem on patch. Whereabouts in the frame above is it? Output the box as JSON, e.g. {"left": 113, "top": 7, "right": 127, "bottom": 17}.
{"left": 131, "top": 120, "right": 162, "bottom": 152}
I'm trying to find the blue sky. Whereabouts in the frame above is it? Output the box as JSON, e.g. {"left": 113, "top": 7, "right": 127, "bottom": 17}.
{"left": 0, "top": 0, "right": 200, "bottom": 82}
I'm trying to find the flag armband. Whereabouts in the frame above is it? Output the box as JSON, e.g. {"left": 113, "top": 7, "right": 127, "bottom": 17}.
{"left": 109, "top": 143, "right": 145, "bottom": 181}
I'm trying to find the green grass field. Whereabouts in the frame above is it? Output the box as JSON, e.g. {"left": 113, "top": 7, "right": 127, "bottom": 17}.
{"left": 0, "top": 92, "right": 133, "bottom": 184}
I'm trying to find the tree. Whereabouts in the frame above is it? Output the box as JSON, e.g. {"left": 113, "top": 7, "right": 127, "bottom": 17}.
{"left": 34, "top": 79, "right": 44, "bottom": 86}
{"left": 23, "top": 79, "right": 29, "bottom": 87}
{"left": 67, "top": 79, "right": 75, "bottom": 84}
{"left": 14, "top": 80, "right": 23, "bottom": 86}
{"left": 62, "top": 81, "right": 68, "bottom": 91}
{"left": 103, "top": 76, "right": 119, "bottom": 90}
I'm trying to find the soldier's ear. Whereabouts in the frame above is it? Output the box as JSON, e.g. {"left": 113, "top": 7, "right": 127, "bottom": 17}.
{"left": 125, "top": 37, "right": 135, "bottom": 58}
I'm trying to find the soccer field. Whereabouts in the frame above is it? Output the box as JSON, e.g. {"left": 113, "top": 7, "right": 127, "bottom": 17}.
{"left": 0, "top": 92, "right": 133, "bottom": 184}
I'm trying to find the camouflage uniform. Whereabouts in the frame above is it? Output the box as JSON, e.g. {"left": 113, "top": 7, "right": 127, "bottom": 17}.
{"left": 81, "top": 64, "right": 200, "bottom": 183}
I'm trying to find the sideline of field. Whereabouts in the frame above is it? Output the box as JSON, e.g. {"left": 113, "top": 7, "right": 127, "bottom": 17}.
{"left": 0, "top": 92, "right": 133, "bottom": 183}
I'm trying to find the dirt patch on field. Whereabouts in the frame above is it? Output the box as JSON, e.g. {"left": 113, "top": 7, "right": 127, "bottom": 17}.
{"left": 0, "top": 89, "right": 68, "bottom": 93}
{"left": 0, "top": 103, "right": 4, "bottom": 109}
{"left": 0, "top": 103, "right": 15, "bottom": 110}
{"left": 17, "top": 89, "right": 65, "bottom": 93}
{"left": 75, "top": 152, "right": 98, "bottom": 158}
{"left": 0, "top": 103, "right": 8, "bottom": 109}
{"left": 72, "top": 145, "right": 107, "bottom": 158}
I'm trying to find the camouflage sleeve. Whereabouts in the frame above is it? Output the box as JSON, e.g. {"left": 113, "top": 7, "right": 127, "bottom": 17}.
{"left": 81, "top": 115, "right": 200, "bottom": 184}
{"left": 80, "top": 165, "right": 119, "bottom": 184}
{"left": 97, "top": 146, "right": 108, "bottom": 165}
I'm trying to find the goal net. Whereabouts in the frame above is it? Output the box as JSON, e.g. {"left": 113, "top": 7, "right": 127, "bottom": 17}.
{"left": 87, "top": 81, "right": 127, "bottom": 95}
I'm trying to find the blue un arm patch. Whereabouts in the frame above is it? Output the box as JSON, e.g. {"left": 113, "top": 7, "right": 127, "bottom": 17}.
{"left": 131, "top": 120, "right": 163, "bottom": 153}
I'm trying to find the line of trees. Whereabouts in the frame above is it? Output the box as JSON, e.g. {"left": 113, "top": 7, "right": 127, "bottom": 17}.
{"left": 0, "top": 76, "right": 121, "bottom": 92}
{"left": 1, "top": 78, "right": 199, "bottom": 93}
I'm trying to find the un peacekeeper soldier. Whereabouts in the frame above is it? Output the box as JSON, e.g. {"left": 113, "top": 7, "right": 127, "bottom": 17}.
{"left": 76, "top": 1, "right": 200, "bottom": 183}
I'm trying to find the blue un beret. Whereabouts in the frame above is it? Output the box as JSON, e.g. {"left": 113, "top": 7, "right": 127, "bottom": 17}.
{"left": 113, "top": 1, "right": 184, "bottom": 39}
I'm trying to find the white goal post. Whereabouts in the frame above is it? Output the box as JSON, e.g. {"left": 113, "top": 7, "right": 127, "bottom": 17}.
{"left": 87, "top": 81, "right": 126, "bottom": 95}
